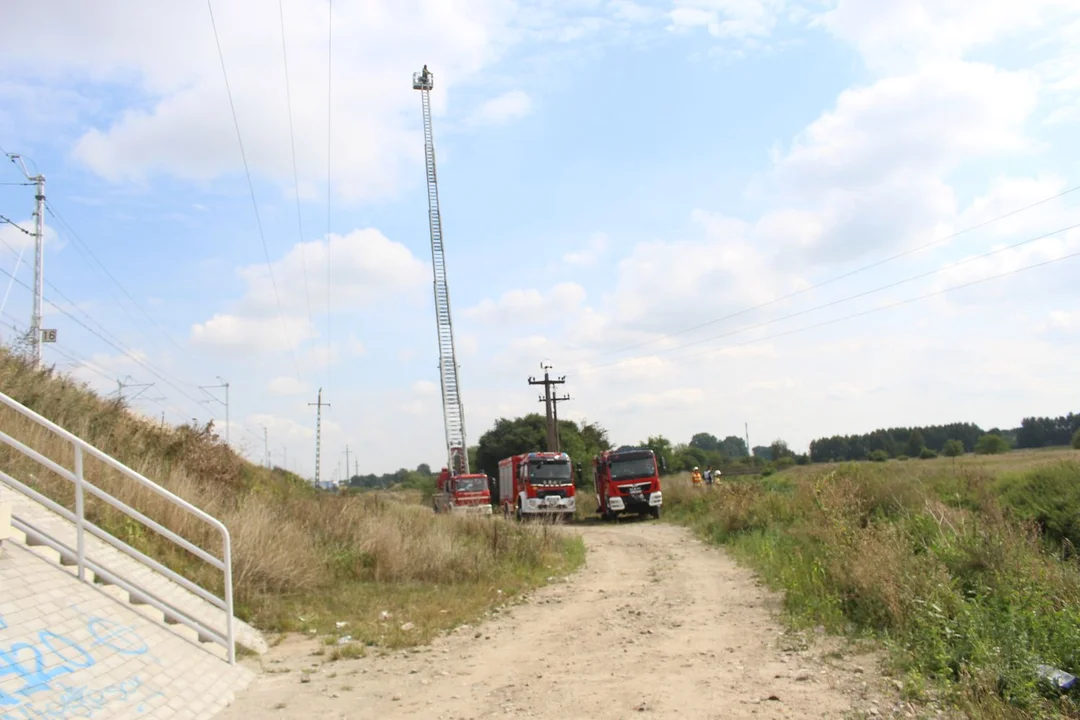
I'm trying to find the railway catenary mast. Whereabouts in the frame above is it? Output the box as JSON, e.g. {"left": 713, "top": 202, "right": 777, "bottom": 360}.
{"left": 412, "top": 65, "right": 470, "bottom": 476}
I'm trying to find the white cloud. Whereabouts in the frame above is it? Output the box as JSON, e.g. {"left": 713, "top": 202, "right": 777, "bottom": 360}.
{"left": 190, "top": 313, "right": 316, "bottom": 354}
{"left": 562, "top": 232, "right": 609, "bottom": 267}
{"left": 668, "top": 0, "right": 785, "bottom": 39}
{"left": 412, "top": 380, "right": 438, "bottom": 395}
{"left": 238, "top": 228, "right": 427, "bottom": 317}
{"left": 465, "top": 282, "right": 587, "bottom": 325}
{"left": 817, "top": 0, "right": 1080, "bottom": 75}
{"left": 268, "top": 375, "right": 309, "bottom": 395}
{"left": 469, "top": 90, "right": 533, "bottom": 126}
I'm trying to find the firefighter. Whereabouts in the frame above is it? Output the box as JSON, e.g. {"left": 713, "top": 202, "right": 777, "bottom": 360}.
{"left": 691, "top": 466, "right": 703, "bottom": 485}
{"left": 704, "top": 466, "right": 714, "bottom": 485}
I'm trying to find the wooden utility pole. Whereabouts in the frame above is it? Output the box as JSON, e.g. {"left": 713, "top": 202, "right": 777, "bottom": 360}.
{"left": 548, "top": 393, "right": 572, "bottom": 452}
{"left": 528, "top": 361, "right": 566, "bottom": 452}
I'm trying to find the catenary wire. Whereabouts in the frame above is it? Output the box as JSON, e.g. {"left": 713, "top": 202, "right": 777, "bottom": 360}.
{"left": 587, "top": 182, "right": 1080, "bottom": 363}
{"left": 325, "top": 0, "right": 334, "bottom": 402}
{"left": 0, "top": 234, "right": 200, "bottom": 394}
{"left": 207, "top": 0, "right": 303, "bottom": 383}
{"left": 579, "top": 220, "right": 1080, "bottom": 372}
{"left": 44, "top": 201, "right": 196, "bottom": 362}
{"left": 278, "top": 0, "right": 314, "bottom": 325}
{"left": 0, "top": 263, "right": 213, "bottom": 412}
{"left": 582, "top": 247, "right": 1080, "bottom": 374}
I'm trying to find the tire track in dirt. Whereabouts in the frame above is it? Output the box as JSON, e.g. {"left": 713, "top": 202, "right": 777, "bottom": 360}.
{"left": 219, "top": 521, "right": 894, "bottom": 719}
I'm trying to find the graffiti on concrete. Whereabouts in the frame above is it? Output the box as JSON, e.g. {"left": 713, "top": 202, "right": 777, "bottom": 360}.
{"left": 0, "top": 615, "right": 163, "bottom": 717}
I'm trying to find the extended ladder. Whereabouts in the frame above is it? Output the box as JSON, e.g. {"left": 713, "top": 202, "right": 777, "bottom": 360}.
{"left": 413, "top": 67, "right": 469, "bottom": 475}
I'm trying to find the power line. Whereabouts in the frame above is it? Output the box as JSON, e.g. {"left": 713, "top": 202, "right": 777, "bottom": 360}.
{"left": 44, "top": 202, "right": 194, "bottom": 361}
{"left": 207, "top": 0, "right": 303, "bottom": 383}
{"left": 325, "top": 0, "right": 334, "bottom": 402}
{"left": 0, "top": 263, "right": 211, "bottom": 412}
{"left": 581, "top": 220, "right": 1080, "bottom": 372}
{"left": 0, "top": 233, "right": 198, "bottom": 394}
{"left": 0, "top": 215, "right": 32, "bottom": 235}
{"left": 586, "top": 182, "right": 1080, "bottom": 363}
{"left": 585, "top": 247, "right": 1080, "bottom": 372}
{"left": 277, "top": 0, "right": 314, "bottom": 325}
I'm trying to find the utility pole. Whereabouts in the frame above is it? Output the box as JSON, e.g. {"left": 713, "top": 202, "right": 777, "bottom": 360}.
{"left": 8, "top": 154, "right": 47, "bottom": 368}
{"left": 528, "top": 361, "right": 565, "bottom": 452}
{"left": 199, "top": 377, "right": 230, "bottom": 447}
{"left": 550, "top": 393, "right": 572, "bottom": 453}
{"left": 745, "top": 422, "right": 751, "bottom": 459}
{"left": 309, "top": 387, "right": 330, "bottom": 486}
{"left": 344, "top": 445, "right": 350, "bottom": 482}
{"left": 263, "top": 426, "right": 270, "bottom": 468}
{"left": 115, "top": 376, "right": 153, "bottom": 403}
{"left": 282, "top": 445, "right": 288, "bottom": 471}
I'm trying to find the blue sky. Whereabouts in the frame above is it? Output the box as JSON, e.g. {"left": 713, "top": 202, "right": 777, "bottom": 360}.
{"left": 1, "top": 0, "right": 1079, "bottom": 478}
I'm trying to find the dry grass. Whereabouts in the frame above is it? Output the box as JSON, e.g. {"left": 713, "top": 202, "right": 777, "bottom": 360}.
{"left": 0, "top": 350, "right": 583, "bottom": 648}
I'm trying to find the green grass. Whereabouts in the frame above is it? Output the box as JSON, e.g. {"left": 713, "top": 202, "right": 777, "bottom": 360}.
{"left": 664, "top": 451, "right": 1080, "bottom": 719}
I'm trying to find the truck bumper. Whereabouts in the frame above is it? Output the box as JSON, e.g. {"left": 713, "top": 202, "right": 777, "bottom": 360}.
{"left": 522, "top": 497, "right": 576, "bottom": 514}
{"left": 453, "top": 504, "right": 493, "bottom": 515}
{"left": 607, "top": 492, "right": 661, "bottom": 513}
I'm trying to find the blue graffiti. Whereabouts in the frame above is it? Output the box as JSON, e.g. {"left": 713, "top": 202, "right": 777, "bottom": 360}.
{"left": 0, "top": 617, "right": 149, "bottom": 711}
{"left": 86, "top": 617, "right": 147, "bottom": 656}
{"left": 0, "top": 614, "right": 7, "bottom": 631}
{"left": 0, "top": 674, "right": 165, "bottom": 719}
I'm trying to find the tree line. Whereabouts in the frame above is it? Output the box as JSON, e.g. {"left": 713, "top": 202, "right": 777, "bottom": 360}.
{"left": 809, "top": 412, "right": 1080, "bottom": 463}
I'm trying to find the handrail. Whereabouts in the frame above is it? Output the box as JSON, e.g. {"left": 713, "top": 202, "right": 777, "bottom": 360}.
{"left": 0, "top": 389, "right": 235, "bottom": 664}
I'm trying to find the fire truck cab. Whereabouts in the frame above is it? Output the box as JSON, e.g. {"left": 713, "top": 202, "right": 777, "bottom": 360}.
{"left": 498, "top": 452, "right": 576, "bottom": 521}
{"left": 593, "top": 447, "right": 663, "bottom": 521}
{"left": 433, "top": 468, "right": 493, "bottom": 515}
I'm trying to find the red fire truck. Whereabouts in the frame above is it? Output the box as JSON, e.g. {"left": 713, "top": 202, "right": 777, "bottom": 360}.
{"left": 433, "top": 468, "right": 493, "bottom": 515}
{"left": 497, "top": 452, "right": 576, "bottom": 521}
{"left": 593, "top": 447, "right": 664, "bottom": 521}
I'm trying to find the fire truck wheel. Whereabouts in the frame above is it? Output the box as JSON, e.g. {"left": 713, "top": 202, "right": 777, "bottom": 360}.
{"left": 515, "top": 502, "right": 523, "bottom": 522}
{"left": 649, "top": 506, "right": 661, "bottom": 520}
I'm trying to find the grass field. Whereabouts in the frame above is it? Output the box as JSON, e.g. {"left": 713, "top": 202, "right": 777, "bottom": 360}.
{"left": 663, "top": 450, "right": 1080, "bottom": 719}
{"left": 0, "top": 350, "right": 584, "bottom": 651}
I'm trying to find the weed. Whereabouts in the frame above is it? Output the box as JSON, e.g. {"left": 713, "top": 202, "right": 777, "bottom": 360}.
{"left": 0, "top": 349, "right": 582, "bottom": 649}
{"left": 664, "top": 455, "right": 1080, "bottom": 718}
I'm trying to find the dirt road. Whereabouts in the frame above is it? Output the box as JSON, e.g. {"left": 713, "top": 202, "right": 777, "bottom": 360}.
{"left": 220, "top": 522, "right": 894, "bottom": 719}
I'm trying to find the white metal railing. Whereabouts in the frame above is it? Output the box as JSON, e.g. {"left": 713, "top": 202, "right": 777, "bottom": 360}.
{"left": 0, "top": 389, "right": 235, "bottom": 664}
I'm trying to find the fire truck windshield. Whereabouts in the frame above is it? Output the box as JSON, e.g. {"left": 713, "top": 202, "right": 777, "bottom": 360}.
{"left": 609, "top": 456, "right": 656, "bottom": 480}
{"left": 454, "top": 476, "right": 487, "bottom": 493}
{"left": 528, "top": 460, "right": 572, "bottom": 483}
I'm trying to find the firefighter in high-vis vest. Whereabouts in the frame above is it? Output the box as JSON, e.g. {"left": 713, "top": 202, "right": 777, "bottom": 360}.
{"left": 691, "top": 466, "right": 703, "bottom": 485}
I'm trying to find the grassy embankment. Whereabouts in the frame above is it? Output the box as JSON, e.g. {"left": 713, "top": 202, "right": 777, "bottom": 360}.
{"left": 0, "top": 350, "right": 584, "bottom": 652}
{"left": 664, "top": 450, "right": 1080, "bottom": 718}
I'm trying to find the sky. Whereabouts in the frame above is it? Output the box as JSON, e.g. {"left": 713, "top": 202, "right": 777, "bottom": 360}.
{"left": 0, "top": 0, "right": 1079, "bottom": 479}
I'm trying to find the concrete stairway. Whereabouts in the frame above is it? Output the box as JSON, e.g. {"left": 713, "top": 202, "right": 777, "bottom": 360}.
{"left": 1, "top": 491, "right": 259, "bottom": 719}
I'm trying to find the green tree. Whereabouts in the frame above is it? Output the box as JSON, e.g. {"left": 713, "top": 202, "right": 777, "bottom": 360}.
{"left": 719, "top": 435, "right": 749, "bottom": 458}
{"left": 639, "top": 435, "right": 677, "bottom": 475}
{"left": 416, "top": 463, "right": 432, "bottom": 476}
{"left": 942, "top": 439, "right": 964, "bottom": 457}
{"left": 869, "top": 449, "right": 889, "bottom": 462}
{"left": 689, "top": 432, "right": 720, "bottom": 452}
{"left": 474, "top": 414, "right": 612, "bottom": 489}
{"left": 906, "top": 429, "right": 926, "bottom": 457}
{"left": 769, "top": 438, "right": 793, "bottom": 460}
{"left": 1073, "top": 428, "right": 1080, "bottom": 450}
{"left": 974, "top": 433, "right": 1010, "bottom": 455}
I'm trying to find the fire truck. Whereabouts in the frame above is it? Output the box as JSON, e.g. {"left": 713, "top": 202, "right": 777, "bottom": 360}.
{"left": 433, "top": 468, "right": 493, "bottom": 515}
{"left": 593, "top": 447, "right": 663, "bottom": 521}
{"left": 497, "top": 452, "right": 576, "bottom": 521}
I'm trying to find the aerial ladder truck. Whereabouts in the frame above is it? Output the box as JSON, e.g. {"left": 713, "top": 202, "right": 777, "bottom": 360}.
{"left": 413, "top": 65, "right": 492, "bottom": 515}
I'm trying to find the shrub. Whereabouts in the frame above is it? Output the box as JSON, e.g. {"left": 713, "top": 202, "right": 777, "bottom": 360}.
{"left": 996, "top": 462, "right": 1080, "bottom": 548}
{"left": 896, "top": 454, "right": 909, "bottom": 461}
{"left": 941, "top": 439, "right": 964, "bottom": 457}
{"left": 975, "top": 433, "right": 1010, "bottom": 455}
{"left": 869, "top": 449, "right": 889, "bottom": 462}
{"left": 1073, "top": 428, "right": 1080, "bottom": 450}
{"left": 919, "top": 448, "right": 938, "bottom": 460}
